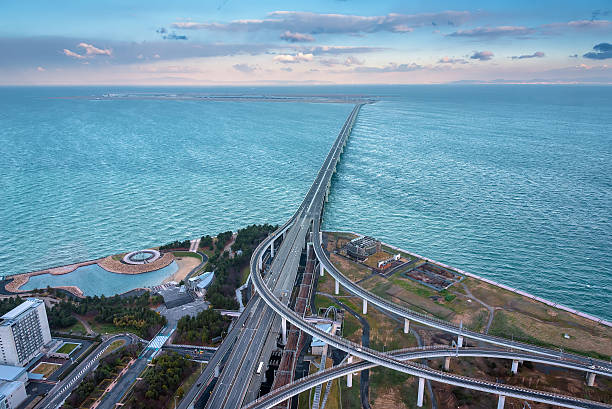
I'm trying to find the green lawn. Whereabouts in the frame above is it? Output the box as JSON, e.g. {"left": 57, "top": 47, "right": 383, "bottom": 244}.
{"left": 57, "top": 342, "right": 80, "bottom": 354}
{"left": 63, "top": 320, "right": 87, "bottom": 335}
{"left": 102, "top": 340, "right": 127, "bottom": 357}
{"left": 172, "top": 251, "right": 203, "bottom": 261}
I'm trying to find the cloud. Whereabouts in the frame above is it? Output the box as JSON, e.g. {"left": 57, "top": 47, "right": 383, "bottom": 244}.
{"left": 280, "top": 31, "right": 314, "bottom": 42}
{"left": 437, "top": 56, "right": 468, "bottom": 64}
{"left": 164, "top": 33, "right": 188, "bottom": 40}
{"left": 36, "top": 66, "right": 45, "bottom": 72}
{"left": 232, "top": 63, "right": 258, "bottom": 73}
{"left": 470, "top": 50, "right": 494, "bottom": 61}
{"left": 354, "top": 62, "right": 423, "bottom": 73}
{"left": 0, "top": 37, "right": 280, "bottom": 69}
{"left": 63, "top": 48, "right": 86, "bottom": 59}
{"left": 299, "top": 45, "right": 383, "bottom": 55}
{"left": 157, "top": 27, "right": 188, "bottom": 40}
{"left": 273, "top": 52, "right": 313, "bottom": 63}
{"left": 511, "top": 51, "right": 545, "bottom": 60}
{"left": 448, "top": 26, "right": 534, "bottom": 38}
{"left": 280, "top": 67, "right": 293, "bottom": 72}
{"left": 569, "top": 54, "right": 578, "bottom": 58}
{"left": 448, "top": 20, "right": 611, "bottom": 39}
{"left": 583, "top": 42, "right": 612, "bottom": 60}
{"left": 78, "top": 43, "right": 112, "bottom": 56}
{"left": 320, "top": 55, "right": 364, "bottom": 66}
{"left": 172, "top": 10, "right": 471, "bottom": 34}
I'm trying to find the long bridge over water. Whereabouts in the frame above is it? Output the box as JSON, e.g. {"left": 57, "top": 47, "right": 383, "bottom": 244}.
{"left": 182, "top": 104, "right": 612, "bottom": 409}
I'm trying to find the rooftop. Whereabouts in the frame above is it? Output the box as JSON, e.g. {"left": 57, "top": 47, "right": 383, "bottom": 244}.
{"left": 0, "top": 365, "right": 26, "bottom": 382}
{"left": 311, "top": 323, "right": 333, "bottom": 347}
{"left": 1, "top": 299, "right": 42, "bottom": 324}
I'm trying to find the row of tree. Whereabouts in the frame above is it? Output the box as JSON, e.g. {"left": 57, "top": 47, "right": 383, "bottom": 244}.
{"left": 128, "top": 352, "right": 195, "bottom": 409}
{"left": 159, "top": 239, "right": 191, "bottom": 251}
{"left": 175, "top": 309, "right": 230, "bottom": 345}
{"left": 205, "top": 224, "right": 277, "bottom": 309}
{"left": 63, "top": 344, "right": 140, "bottom": 409}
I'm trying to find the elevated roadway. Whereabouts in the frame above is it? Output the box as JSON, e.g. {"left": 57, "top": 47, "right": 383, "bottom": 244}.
{"left": 247, "top": 103, "right": 611, "bottom": 408}
{"left": 244, "top": 346, "right": 612, "bottom": 409}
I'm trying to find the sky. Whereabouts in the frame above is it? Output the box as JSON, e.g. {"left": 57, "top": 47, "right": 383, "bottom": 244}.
{"left": 1, "top": 0, "right": 611, "bottom": 85}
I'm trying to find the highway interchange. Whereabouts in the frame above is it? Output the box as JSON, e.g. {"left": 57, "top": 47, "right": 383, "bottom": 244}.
{"left": 242, "top": 103, "right": 611, "bottom": 409}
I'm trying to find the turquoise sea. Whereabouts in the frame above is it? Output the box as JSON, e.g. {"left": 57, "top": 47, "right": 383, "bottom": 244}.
{"left": 0, "top": 86, "right": 610, "bottom": 318}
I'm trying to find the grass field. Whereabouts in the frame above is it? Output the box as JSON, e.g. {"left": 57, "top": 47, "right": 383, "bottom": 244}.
{"left": 63, "top": 320, "right": 87, "bottom": 335}
{"left": 57, "top": 342, "right": 80, "bottom": 354}
{"left": 172, "top": 251, "right": 203, "bottom": 261}
{"left": 32, "top": 362, "right": 61, "bottom": 378}
{"left": 102, "top": 340, "right": 127, "bottom": 357}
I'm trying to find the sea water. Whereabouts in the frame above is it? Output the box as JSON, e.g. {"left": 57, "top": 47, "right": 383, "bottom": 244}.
{"left": 0, "top": 86, "right": 610, "bottom": 318}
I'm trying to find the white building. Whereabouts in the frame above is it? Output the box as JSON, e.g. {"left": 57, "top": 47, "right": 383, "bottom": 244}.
{"left": 0, "top": 299, "right": 52, "bottom": 367}
{"left": 0, "top": 381, "right": 27, "bottom": 409}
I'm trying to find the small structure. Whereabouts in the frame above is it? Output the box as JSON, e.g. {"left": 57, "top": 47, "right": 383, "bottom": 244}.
{"left": 377, "top": 253, "right": 400, "bottom": 269}
{"left": 345, "top": 236, "right": 381, "bottom": 259}
{"left": 310, "top": 323, "right": 334, "bottom": 356}
{"left": 188, "top": 271, "right": 215, "bottom": 297}
{"left": 0, "top": 366, "right": 27, "bottom": 384}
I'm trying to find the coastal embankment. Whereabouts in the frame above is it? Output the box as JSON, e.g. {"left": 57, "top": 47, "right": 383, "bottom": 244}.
{"left": 332, "top": 230, "right": 612, "bottom": 328}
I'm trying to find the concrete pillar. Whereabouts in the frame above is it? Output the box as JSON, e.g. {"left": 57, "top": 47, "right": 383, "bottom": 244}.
{"left": 587, "top": 372, "right": 596, "bottom": 386}
{"left": 214, "top": 364, "right": 219, "bottom": 377}
{"left": 403, "top": 318, "right": 410, "bottom": 334}
{"left": 335, "top": 278, "right": 339, "bottom": 295}
{"left": 347, "top": 355, "right": 353, "bottom": 386}
{"left": 444, "top": 356, "right": 451, "bottom": 371}
{"left": 320, "top": 263, "right": 324, "bottom": 276}
{"left": 417, "top": 377, "right": 424, "bottom": 407}
{"left": 258, "top": 256, "right": 262, "bottom": 272}
{"left": 270, "top": 240, "right": 275, "bottom": 258}
{"left": 497, "top": 395, "right": 506, "bottom": 409}
{"left": 511, "top": 360, "right": 518, "bottom": 374}
{"left": 281, "top": 317, "right": 287, "bottom": 345}
{"left": 457, "top": 335, "right": 464, "bottom": 348}
{"left": 319, "top": 231, "right": 322, "bottom": 242}
{"left": 362, "top": 299, "right": 368, "bottom": 315}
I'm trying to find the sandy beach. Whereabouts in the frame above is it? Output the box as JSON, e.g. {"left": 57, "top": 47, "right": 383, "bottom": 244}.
{"left": 163, "top": 256, "right": 201, "bottom": 284}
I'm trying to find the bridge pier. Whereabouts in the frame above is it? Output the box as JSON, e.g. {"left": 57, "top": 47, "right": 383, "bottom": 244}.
{"left": 319, "top": 263, "right": 325, "bottom": 276}
{"left": 403, "top": 318, "right": 410, "bottom": 334}
{"left": 270, "top": 240, "right": 275, "bottom": 258}
{"left": 214, "top": 364, "right": 219, "bottom": 377}
{"left": 362, "top": 299, "right": 368, "bottom": 315}
{"left": 497, "top": 395, "right": 506, "bottom": 409}
{"left": 587, "top": 372, "right": 596, "bottom": 386}
{"left": 258, "top": 256, "right": 262, "bottom": 272}
{"left": 281, "top": 317, "right": 287, "bottom": 345}
{"left": 444, "top": 356, "right": 451, "bottom": 371}
{"left": 335, "top": 278, "right": 340, "bottom": 295}
{"left": 417, "top": 377, "right": 425, "bottom": 407}
{"left": 457, "top": 335, "right": 464, "bottom": 348}
{"left": 511, "top": 359, "right": 519, "bottom": 374}
{"left": 347, "top": 355, "right": 353, "bottom": 387}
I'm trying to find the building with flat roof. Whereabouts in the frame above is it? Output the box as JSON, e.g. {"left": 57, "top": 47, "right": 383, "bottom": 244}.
{"left": 0, "top": 299, "right": 52, "bottom": 367}
{"left": 345, "top": 236, "right": 381, "bottom": 259}
{"left": 310, "top": 323, "right": 334, "bottom": 356}
{"left": 0, "top": 380, "right": 27, "bottom": 409}
{"left": 0, "top": 366, "right": 27, "bottom": 384}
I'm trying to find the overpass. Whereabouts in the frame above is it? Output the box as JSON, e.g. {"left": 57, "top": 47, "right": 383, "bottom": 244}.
{"left": 245, "top": 103, "right": 611, "bottom": 408}
{"left": 244, "top": 346, "right": 612, "bottom": 409}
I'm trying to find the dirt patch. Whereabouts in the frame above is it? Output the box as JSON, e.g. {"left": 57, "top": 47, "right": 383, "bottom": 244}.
{"left": 371, "top": 387, "right": 409, "bottom": 409}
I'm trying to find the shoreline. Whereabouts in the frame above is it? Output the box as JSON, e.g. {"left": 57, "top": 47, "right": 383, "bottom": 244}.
{"left": 4, "top": 252, "right": 175, "bottom": 295}
{"left": 331, "top": 230, "right": 612, "bottom": 328}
